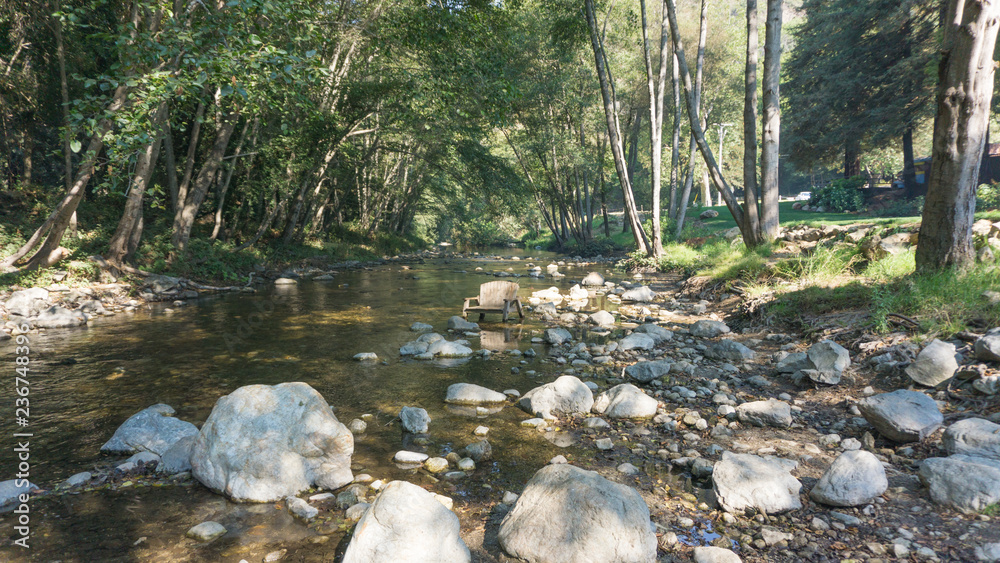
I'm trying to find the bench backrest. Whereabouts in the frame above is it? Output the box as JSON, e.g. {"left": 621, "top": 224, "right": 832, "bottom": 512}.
{"left": 479, "top": 281, "right": 519, "bottom": 307}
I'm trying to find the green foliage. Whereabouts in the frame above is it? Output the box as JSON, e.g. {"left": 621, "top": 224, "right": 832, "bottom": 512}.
{"left": 809, "top": 177, "right": 866, "bottom": 212}
{"left": 872, "top": 196, "right": 924, "bottom": 218}
{"left": 977, "top": 183, "right": 1000, "bottom": 210}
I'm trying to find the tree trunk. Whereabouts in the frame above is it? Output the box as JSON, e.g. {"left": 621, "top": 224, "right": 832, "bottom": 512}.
{"left": 54, "top": 7, "right": 77, "bottom": 237}
{"left": 760, "top": 0, "right": 782, "bottom": 240}
{"left": 641, "top": 0, "right": 668, "bottom": 258}
{"left": 916, "top": 0, "right": 1000, "bottom": 271}
{"left": 163, "top": 121, "right": 180, "bottom": 213}
{"left": 176, "top": 97, "right": 206, "bottom": 212}
{"left": 902, "top": 127, "right": 918, "bottom": 195}
{"left": 674, "top": 0, "right": 708, "bottom": 239}
{"left": 586, "top": 0, "right": 650, "bottom": 254}
{"left": 743, "top": 0, "right": 762, "bottom": 239}
{"left": 979, "top": 125, "right": 992, "bottom": 184}
{"left": 844, "top": 139, "right": 861, "bottom": 178}
{"left": 668, "top": 48, "right": 682, "bottom": 219}
{"left": 212, "top": 118, "right": 255, "bottom": 240}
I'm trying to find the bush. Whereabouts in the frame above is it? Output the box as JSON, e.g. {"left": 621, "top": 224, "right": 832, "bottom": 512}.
{"left": 978, "top": 183, "right": 1000, "bottom": 210}
{"left": 873, "top": 196, "right": 924, "bottom": 218}
{"left": 810, "top": 176, "right": 866, "bottom": 212}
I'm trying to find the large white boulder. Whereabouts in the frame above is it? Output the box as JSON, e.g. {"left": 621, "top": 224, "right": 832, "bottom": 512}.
{"left": 809, "top": 450, "right": 888, "bottom": 507}
{"left": 101, "top": 404, "right": 199, "bottom": 456}
{"left": 518, "top": 376, "right": 594, "bottom": 420}
{"left": 341, "top": 480, "right": 471, "bottom": 563}
{"left": 498, "top": 464, "right": 656, "bottom": 563}
{"left": 592, "top": 384, "right": 658, "bottom": 418}
{"left": 445, "top": 383, "right": 507, "bottom": 405}
{"left": 4, "top": 287, "right": 49, "bottom": 317}
{"left": 190, "top": 382, "right": 354, "bottom": 502}
{"left": 712, "top": 452, "right": 802, "bottom": 514}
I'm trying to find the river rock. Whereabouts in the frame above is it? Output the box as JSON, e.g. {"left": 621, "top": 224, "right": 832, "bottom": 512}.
{"left": 190, "top": 382, "right": 354, "bottom": 502}
{"left": 286, "top": 496, "right": 319, "bottom": 520}
{"left": 690, "top": 320, "right": 730, "bottom": 338}
{"left": 186, "top": 521, "right": 226, "bottom": 541}
{"left": 712, "top": 451, "right": 802, "bottom": 514}
{"left": 568, "top": 284, "right": 589, "bottom": 300}
{"left": 736, "top": 399, "right": 792, "bottom": 428}
{"left": 621, "top": 286, "right": 656, "bottom": 302}
{"left": 34, "top": 305, "right": 87, "bottom": 328}
{"left": 399, "top": 406, "right": 431, "bottom": 434}
{"left": 857, "top": 390, "right": 943, "bottom": 442}
{"left": 428, "top": 339, "right": 473, "bottom": 358}
{"left": 158, "top": 435, "right": 195, "bottom": 474}
{"left": 341, "top": 480, "right": 471, "bottom": 563}
{"left": 705, "top": 340, "right": 755, "bottom": 362}
{"left": 519, "top": 375, "right": 594, "bottom": 420}
{"left": 592, "top": 384, "right": 658, "bottom": 418}
{"left": 976, "top": 543, "right": 1000, "bottom": 562}
{"left": 464, "top": 439, "right": 492, "bottom": 462}
{"left": 447, "top": 316, "right": 479, "bottom": 331}
{"left": 943, "top": 418, "right": 1000, "bottom": 460}
{"left": 410, "top": 322, "right": 433, "bottom": 332}
{"left": 625, "top": 360, "right": 672, "bottom": 383}
{"left": 5, "top": 287, "right": 49, "bottom": 317}
{"left": 693, "top": 546, "right": 742, "bottom": 563}
{"left": 394, "top": 451, "right": 429, "bottom": 464}
{"left": 807, "top": 340, "right": 851, "bottom": 373}
{"left": 635, "top": 323, "right": 673, "bottom": 343}
{"left": 974, "top": 375, "right": 1000, "bottom": 395}
{"left": 906, "top": 339, "right": 958, "bottom": 387}
{"left": 588, "top": 310, "right": 615, "bottom": 327}
{"left": 809, "top": 450, "right": 887, "bottom": 507}
{"left": 399, "top": 341, "right": 429, "bottom": 356}
{"left": 974, "top": 328, "right": 1000, "bottom": 362}
{"left": 63, "top": 472, "right": 92, "bottom": 487}
{"left": 581, "top": 272, "right": 605, "bottom": 286}
{"left": 497, "top": 464, "right": 656, "bottom": 563}
{"left": 0, "top": 479, "right": 38, "bottom": 509}
{"left": 101, "top": 404, "right": 199, "bottom": 456}
{"left": 776, "top": 352, "right": 811, "bottom": 373}
{"left": 274, "top": 277, "right": 297, "bottom": 286}
{"left": 545, "top": 328, "right": 572, "bottom": 345}
{"left": 445, "top": 383, "right": 507, "bottom": 405}
{"left": 620, "top": 332, "right": 655, "bottom": 351}
{"left": 919, "top": 454, "right": 1000, "bottom": 513}
{"left": 353, "top": 352, "right": 378, "bottom": 361}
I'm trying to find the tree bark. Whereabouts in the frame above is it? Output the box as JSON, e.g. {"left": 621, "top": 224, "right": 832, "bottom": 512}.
{"left": 902, "top": 127, "right": 918, "bottom": 195}
{"left": 744, "top": 0, "right": 762, "bottom": 239}
{"left": 916, "top": 0, "right": 1000, "bottom": 271}
{"left": 844, "top": 139, "right": 861, "bottom": 178}
{"left": 760, "top": 0, "right": 782, "bottom": 240}
{"left": 641, "top": 0, "right": 668, "bottom": 258}
{"left": 176, "top": 97, "right": 206, "bottom": 211}
{"left": 668, "top": 49, "right": 682, "bottom": 219}
{"left": 674, "top": 0, "right": 709, "bottom": 240}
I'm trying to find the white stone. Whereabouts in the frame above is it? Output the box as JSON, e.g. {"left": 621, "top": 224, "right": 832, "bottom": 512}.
{"left": 943, "top": 418, "right": 1000, "bottom": 460}
{"left": 810, "top": 450, "right": 888, "bottom": 507}
{"left": 712, "top": 452, "right": 802, "bottom": 514}
{"left": 445, "top": 383, "right": 507, "bottom": 405}
{"left": 906, "top": 339, "right": 958, "bottom": 387}
{"left": 399, "top": 406, "right": 431, "bottom": 434}
{"left": 186, "top": 521, "right": 226, "bottom": 541}
{"left": 101, "top": 404, "right": 199, "bottom": 456}
{"left": 592, "top": 384, "right": 658, "bottom": 418}
{"left": 858, "top": 390, "right": 943, "bottom": 443}
{"left": 519, "top": 376, "right": 594, "bottom": 420}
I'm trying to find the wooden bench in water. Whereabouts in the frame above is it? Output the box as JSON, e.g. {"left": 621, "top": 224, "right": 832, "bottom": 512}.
{"left": 462, "top": 281, "right": 524, "bottom": 322}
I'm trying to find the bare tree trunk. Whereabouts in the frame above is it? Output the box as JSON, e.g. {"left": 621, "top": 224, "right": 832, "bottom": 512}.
{"left": 916, "top": 0, "right": 1000, "bottom": 271}
{"left": 641, "top": 0, "right": 669, "bottom": 258}
{"left": 760, "top": 0, "right": 782, "bottom": 240}
{"left": 212, "top": 118, "right": 253, "bottom": 240}
{"left": 586, "top": 0, "right": 650, "bottom": 255}
{"left": 176, "top": 97, "right": 206, "bottom": 212}
{"left": 743, "top": 0, "right": 762, "bottom": 239}
{"left": 902, "top": 128, "right": 918, "bottom": 195}
{"left": 844, "top": 139, "right": 861, "bottom": 178}
{"left": 668, "top": 48, "right": 682, "bottom": 219}
{"left": 163, "top": 121, "right": 179, "bottom": 213}
{"left": 54, "top": 7, "right": 78, "bottom": 238}
{"left": 675, "top": 0, "right": 709, "bottom": 239}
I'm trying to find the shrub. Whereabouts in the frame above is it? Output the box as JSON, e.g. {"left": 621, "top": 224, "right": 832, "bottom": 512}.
{"left": 978, "top": 183, "right": 1000, "bottom": 210}
{"left": 810, "top": 176, "right": 866, "bottom": 212}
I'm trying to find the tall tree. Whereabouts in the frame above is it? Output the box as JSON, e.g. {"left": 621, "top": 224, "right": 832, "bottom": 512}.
{"left": 640, "top": 0, "right": 669, "bottom": 258}
{"left": 915, "top": 0, "right": 1000, "bottom": 271}
{"left": 742, "top": 0, "right": 761, "bottom": 240}
{"left": 759, "top": 0, "right": 781, "bottom": 239}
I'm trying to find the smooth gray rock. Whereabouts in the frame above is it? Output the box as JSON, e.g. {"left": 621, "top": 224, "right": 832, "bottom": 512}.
{"left": 498, "top": 464, "right": 656, "bottom": 563}
{"left": 974, "top": 328, "right": 1000, "bottom": 362}
{"left": 410, "top": 322, "right": 433, "bottom": 332}
{"left": 519, "top": 376, "right": 594, "bottom": 420}
{"left": 694, "top": 546, "right": 742, "bottom": 563}
{"left": 690, "top": 320, "right": 730, "bottom": 338}
{"left": 700, "top": 209, "right": 720, "bottom": 219}
{"left": 635, "top": 323, "right": 673, "bottom": 343}
{"left": 464, "top": 440, "right": 492, "bottom": 462}
{"left": 445, "top": 383, "right": 507, "bottom": 405}
{"left": 544, "top": 328, "right": 573, "bottom": 345}
{"left": 79, "top": 299, "right": 107, "bottom": 315}
{"left": 975, "top": 375, "right": 1000, "bottom": 395}
{"left": 809, "top": 450, "right": 888, "bottom": 507}
{"left": 906, "top": 339, "right": 958, "bottom": 387}
{"left": 158, "top": 435, "right": 195, "bottom": 474}
{"left": 976, "top": 542, "right": 1000, "bottom": 562}
{"left": 428, "top": 339, "right": 473, "bottom": 358}
{"left": 581, "top": 272, "right": 605, "bottom": 286}
{"left": 712, "top": 452, "right": 802, "bottom": 514}
{"left": 5, "top": 287, "right": 49, "bottom": 317}
{"left": 286, "top": 496, "right": 319, "bottom": 520}
{"left": 807, "top": 340, "right": 851, "bottom": 373}
{"left": 858, "top": 390, "right": 943, "bottom": 443}
{"left": 186, "top": 521, "right": 226, "bottom": 541}
{"left": 353, "top": 352, "right": 378, "bottom": 361}
{"left": 625, "top": 360, "right": 672, "bottom": 383}
{"left": 919, "top": 454, "right": 1000, "bottom": 514}
{"left": 943, "top": 418, "right": 1000, "bottom": 460}
{"left": 341, "top": 480, "right": 471, "bottom": 563}
{"left": 776, "top": 352, "right": 810, "bottom": 374}
{"left": 399, "top": 406, "right": 431, "bottom": 434}
{"left": 399, "top": 341, "right": 429, "bottom": 356}
{"left": 0, "top": 479, "right": 38, "bottom": 509}
{"left": 447, "top": 316, "right": 479, "bottom": 331}
{"left": 621, "top": 286, "right": 657, "bottom": 302}
{"left": 736, "top": 399, "right": 792, "bottom": 428}
{"left": 101, "top": 404, "right": 199, "bottom": 456}
{"left": 190, "top": 382, "right": 354, "bottom": 502}
{"left": 588, "top": 310, "right": 615, "bottom": 327}
{"left": 619, "top": 333, "right": 655, "bottom": 351}
{"left": 592, "top": 384, "right": 658, "bottom": 418}
{"left": 63, "top": 472, "right": 92, "bottom": 487}
{"left": 804, "top": 368, "right": 842, "bottom": 385}
{"left": 705, "top": 340, "right": 756, "bottom": 362}
{"left": 34, "top": 305, "right": 87, "bottom": 328}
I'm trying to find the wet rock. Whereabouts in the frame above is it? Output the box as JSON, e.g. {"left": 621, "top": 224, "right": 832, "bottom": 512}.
{"left": 5, "top": 287, "right": 49, "bottom": 317}
{"left": 190, "top": 382, "right": 354, "bottom": 502}
{"left": 63, "top": 472, "right": 92, "bottom": 487}
{"left": 399, "top": 341, "right": 429, "bottom": 356}
{"left": 498, "top": 464, "right": 656, "bottom": 563}
{"left": 35, "top": 305, "right": 87, "bottom": 328}
{"left": 857, "top": 390, "right": 943, "bottom": 442}
{"left": 705, "top": 340, "right": 755, "bottom": 362}
{"left": 341, "top": 480, "right": 471, "bottom": 563}
{"left": 545, "top": 328, "right": 573, "bottom": 345}
{"left": 693, "top": 546, "right": 742, "bottom": 563}
{"left": 519, "top": 375, "right": 594, "bottom": 420}
{"left": 348, "top": 419, "right": 367, "bottom": 434}
{"left": 186, "top": 521, "right": 226, "bottom": 541}
{"left": 588, "top": 310, "right": 615, "bottom": 327}
{"left": 101, "top": 404, "right": 199, "bottom": 456}
{"left": 943, "top": 418, "right": 1000, "bottom": 460}
{"left": 807, "top": 340, "right": 851, "bottom": 373}
{"left": 447, "top": 316, "right": 479, "bottom": 331}
{"left": 445, "top": 383, "right": 507, "bottom": 405}
{"left": 0, "top": 479, "right": 38, "bottom": 509}
{"left": 394, "top": 451, "right": 429, "bottom": 464}
{"left": 625, "top": 360, "right": 672, "bottom": 383}
{"left": 464, "top": 439, "right": 492, "bottom": 462}
{"left": 581, "top": 272, "right": 605, "bottom": 286}
{"left": 592, "top": 384, "right": 658, "bottom": 418}
{"left": 690, "top": 320, "right": 731, "bottom": 338}
{"left": 621, "top": 286, "right": 657, "bottom": 302}
{"left": 712, "top": 452, "right": 802, "bottom": 514}
{"left": 353, "top": 352, "right": 378, "bottom": 361}
{"left": 905, "top": 339, "right": 958, "bottom": 387}
{"left": 809, "top": 450, "right": 888, "bottom": 507}
{"left": 409, "top": 322, "right": 433, "bottom": 332}
{"left": 286, "top": 496, "right": 319, "bottom": 520}
{"left": 399, "top": 406, "right": 431, "bottom": 434}
{"left": 736, "top": 399, "right": 792, "bottom": 428}
{"left": 620, "top": 333, "right": 655, "bottom": 351}
{"left": 428, "top": 339, "right": 473, "bottom": 358}
{"left": 919, "top": 454, "right": 1000, "bottom": 514}
{"left": 274, "top": 277, "right": 297, "bottom": 286}
{"left": 158, "top": 435, "right": 195, "bottom": 474}
{"left": 424, "top": 457, "right": 449, "bottom": 473}
{"left": 635, "top": 323, "right": 673, "bottom": 343}
{"left": 975, "top": 328, "right": 1000, "bottom": 362}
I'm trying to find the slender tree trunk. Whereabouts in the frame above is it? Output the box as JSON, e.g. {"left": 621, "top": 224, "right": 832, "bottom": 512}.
{"left": 176, "top": 97, "right": 206, "bottom": 211}
{"left": 668, "top": 48, "right": 682, "bottom": 219}
{"left": 54, "top": 7, "right": 77, "bottom": 238}
{"left": 979, "top": 125, "right": 992, "bottom": 184}
{"left": 902, "top": 127, "right": 918, "bottom": 195}
{"left": 211, "top": 118, "right": 254, "bottom": 240}
{"left": 760, "top": 0, "right": 782, "bottom": 240}
{"left": 163, "top": 121, "right": 179, "bottom": 213}
{"left": 743, "top": 0, "right": 762, "bottom": 239}
{"left": 844, "top": 139, "right": 861, "bottom": 178}
{"left": 916, "top": 0, "right": 1000, "bottom": 271}
{"left": 585, "top": 0, "right": 650, "bottom": 255}
{"left": 675, "top": 0, "right": 708, "bottom": 239}
{"left": 641, "top": 0, "right": 668, "bottom": 258}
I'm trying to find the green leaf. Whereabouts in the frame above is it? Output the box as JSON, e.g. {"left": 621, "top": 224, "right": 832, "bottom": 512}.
{"left": 70, "top": 140, "right": 82, "bottom": 153}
